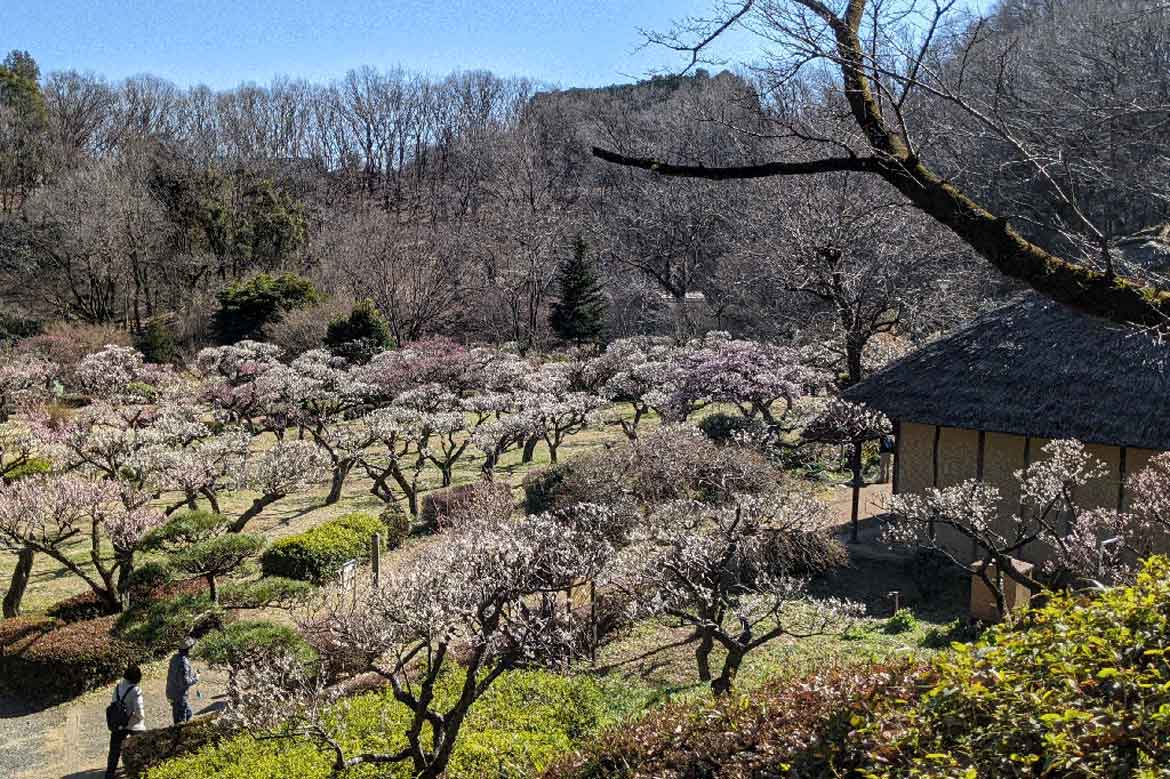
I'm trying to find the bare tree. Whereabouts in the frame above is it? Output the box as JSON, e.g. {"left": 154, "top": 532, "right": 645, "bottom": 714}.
{"left": 594, "top": 0, "right": 1170, "bottom": 326}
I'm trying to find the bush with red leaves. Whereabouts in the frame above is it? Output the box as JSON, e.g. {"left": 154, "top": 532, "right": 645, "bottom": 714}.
{"left": 46, "top": 590, "right": 119, "bottom": 623}
{"left": 0, "top": 614, "right": 142, "bottom": 701}
{"left": 543, "top": 663, "right": 921, "bottom": 779}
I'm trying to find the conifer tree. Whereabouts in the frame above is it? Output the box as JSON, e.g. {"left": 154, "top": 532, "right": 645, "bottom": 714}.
{"left": 549, "top": 236, "right": 607, "bottom": 345}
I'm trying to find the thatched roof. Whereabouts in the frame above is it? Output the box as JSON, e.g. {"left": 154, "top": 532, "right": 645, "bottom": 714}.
{"left": 844, "top": 295, "right": 1170, "bottom": 450}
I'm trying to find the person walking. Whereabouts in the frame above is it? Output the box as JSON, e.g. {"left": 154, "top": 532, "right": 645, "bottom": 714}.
{"left": 105, "top": 664, "right": 145, "bottom": 779}
{"left": 166, "top": 636, "right": 199, "bottom": 725}
{"left": 878, "top": 434, "right": 896, "bottom": 484}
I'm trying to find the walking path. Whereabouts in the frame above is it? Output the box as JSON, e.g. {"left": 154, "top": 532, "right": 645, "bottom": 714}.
{"left": 1, "top": 662, "right": 227, "bottom": 779}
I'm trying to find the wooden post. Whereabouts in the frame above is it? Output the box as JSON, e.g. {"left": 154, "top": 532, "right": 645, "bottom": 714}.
{"left": 371, "top": 533, "right": 382, "bottom": 589}
{"left": 849, "top": 439, "right": 863, "bottom": 544}
{"left": 589, "top": 580, "right": 597, "bottom": 665}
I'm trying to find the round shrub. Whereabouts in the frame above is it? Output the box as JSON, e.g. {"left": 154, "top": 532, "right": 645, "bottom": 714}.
{"left": 523, "top": 462, "right": 576, "bottom": 515}
{"left": 380, "top": 504, "right": 410, "bottom": 549}
{"left": 196, "top": 619, "right": 315, "bottom": 671}
{"left": 46, "top": 590, "right": 118, "bottom": 623}
{"left": 697, "top": 411, "right": 755, "bottom": 445}
{"left": 134, "top": 314, "right": 181, "bottom": 365}
{"left": 260, "top": 512, "right": 381, "bottom": 584}
{"left": 0, "top": 615, "right": 141, "bottom": 701}
{"left": 324, "top": 298, "right": 392, "bottom": 364}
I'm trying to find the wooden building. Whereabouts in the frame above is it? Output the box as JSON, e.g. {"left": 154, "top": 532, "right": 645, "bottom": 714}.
{"left": 845, "top": 294, "right": 1170, "bottom": 561}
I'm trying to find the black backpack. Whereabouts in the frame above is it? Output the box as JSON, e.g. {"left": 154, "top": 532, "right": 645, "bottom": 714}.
{"left": 106, "top": 684, "right": 134, "bottom": 732}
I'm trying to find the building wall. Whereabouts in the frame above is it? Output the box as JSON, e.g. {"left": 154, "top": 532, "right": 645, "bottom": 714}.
{"left": 894, "top": 422, "right": 1147, "bottom": 565}
{"left": 896, "top": 421, "right": 936, "bottom": 496}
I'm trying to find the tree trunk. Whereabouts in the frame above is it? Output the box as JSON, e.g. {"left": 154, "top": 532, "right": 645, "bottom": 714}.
{"left": 695, "top": 628, "right": 714, "bottom": 683}
{"left": 849, "top": 440, "right": 864, "bottom": 544}
{"left": 231, "top": 493, "right": 281, "bottom": 533}
{"left": 521, "top": 435, "right": 540, "bottom": 464}
{"left": 845, "top": 336, "right": 864, "bottom": 386}
{"left": 712, "top": 647, "right": 745, "bottom": 696}
{"left": 2, "top": 547, "right": 35, "bottom": 617}
{"left": 325, "top": 460, "right": 355, "bottom": 505}
{"left": 206, "top": 574, "right": 218, "bottom": 604}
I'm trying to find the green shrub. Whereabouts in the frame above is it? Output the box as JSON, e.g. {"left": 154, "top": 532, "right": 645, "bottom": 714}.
{"left": 259, "top": 512, "right": 381, "bottom": 583}
{"left": 856, "top": 556, "right": 1170, "bottom": 777}
{"left": 135, "top": 314, "right": 181, "bottom": 365}
{"left": 46, "top": 590, "right": 118, "bottom": 623}
{"left": 0, "top": 310, "right": 41, "bottom": 343}
{"left": 115, "top": 584, "right": 222, "bottom": 650}
{"left": 3, "top": 455, "right": 52, "bottom": 481}
{"left": 380, "top": 503, "right": 410, "bottom": 549}
{"left": 697, "top": 411, "right": 754, "bottom": 444}
{"left": 195, "top": 620, "right": 315, "bottom": 670}
{"left": 883, "top": 608, "right": 917, "bottom": 634}
{"left": 211, "top": 272, "right": 319, "bottom": 344}
{"left": 0, "top": 615, "right": 141, "bottom": 701}
{"left": 217, "top": 577, "right": 312, "bottom": 610}
{"left": 143, "top": 510, "right": 230, "bottom": 549}
{"left": 146, "top": 669, "right": 637, "bottom": 779}
{"left": 126, "top": 561, "right": 176, "bottom": 601}
{"left": 522, "top": 462, "right": 577, "bottom": 515}
{"left": 324, "top": 298, "right": 392, "bottom": 363}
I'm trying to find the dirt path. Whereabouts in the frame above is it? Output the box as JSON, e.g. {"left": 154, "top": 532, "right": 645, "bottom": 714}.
{"left": 2, "top": 661, "right": 228, "bottom": 779}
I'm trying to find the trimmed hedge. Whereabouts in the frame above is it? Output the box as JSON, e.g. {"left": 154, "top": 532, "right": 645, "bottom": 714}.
{"left": 0, "top": 615, "right": 141, "bottom": 701}
{"left": 123, "top": 714, "right": 229, "bottom": 779}
{"left": 421, "top": 481, "right": 513, "bottom": 531}
{"left": 260, "top": 512, "right": 381, "bottom": 583}
{"left": 380, "top": 503, "right": 410, "bottom": 549}
{"left": 544, "top": 663, "right": 918, "bottom": 779}
{"left": 146, "top": 670, "right": 641, "bottom": 779}
{"left": 46, "top": 590, "right": 119, "bottom": 623}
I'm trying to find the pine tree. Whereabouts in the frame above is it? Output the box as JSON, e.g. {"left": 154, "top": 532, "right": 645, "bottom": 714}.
{"left": 549, "top": 236, "right": 608, "bottom": 345}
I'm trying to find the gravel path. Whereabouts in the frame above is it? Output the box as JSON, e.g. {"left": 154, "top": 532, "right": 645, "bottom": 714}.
{"left": 0, "top": 694, "right": 65, "bottom": 779}
{"left": 1, "top": 661, "right": 227, "bottom": 779}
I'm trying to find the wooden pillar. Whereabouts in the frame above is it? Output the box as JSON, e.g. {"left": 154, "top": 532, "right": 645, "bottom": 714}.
{"left": 930, "top": 425, "right": 942, "bottom": 540}
{"left": 891, "top": 419, "right": 902, "bottom": 495}
{"left": 1118, "top": 447, "right": 1128, "bottom": 512}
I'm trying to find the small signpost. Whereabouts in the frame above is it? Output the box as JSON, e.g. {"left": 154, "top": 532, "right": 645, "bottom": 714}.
{"left": 340, "top": 558, "right": 358, "bottom": 604}
{"left": 371, "top": 533, "right": 382, "bottom": 589}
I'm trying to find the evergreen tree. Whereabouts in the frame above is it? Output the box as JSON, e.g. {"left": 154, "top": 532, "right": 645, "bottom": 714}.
{"left": 325, "top": 299, "right": 393, "bottom": 363}
{"left": 549, "top": 236, "right": 607, "bottom": 345}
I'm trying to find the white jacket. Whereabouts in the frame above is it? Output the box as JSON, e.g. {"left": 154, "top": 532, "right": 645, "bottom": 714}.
{"left": 112, "top": 680, "right": 147, "bottom": 731}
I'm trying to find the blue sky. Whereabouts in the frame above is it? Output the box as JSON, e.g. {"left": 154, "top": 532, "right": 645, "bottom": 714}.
{"left": 0, "top": 0, "right": 990, "bottom": 90}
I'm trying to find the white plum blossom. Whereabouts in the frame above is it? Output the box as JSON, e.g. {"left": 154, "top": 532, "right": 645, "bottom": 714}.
{"left": 0, "top": 474, "right": 164, "bottom": 609}
{"left": 229, "top": 505, "right": 617, "bottom": 778}
{"left": 610, "top": 487, "right": 857, "bottom": 694}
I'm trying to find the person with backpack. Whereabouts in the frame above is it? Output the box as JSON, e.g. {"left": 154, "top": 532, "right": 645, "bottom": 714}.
{"left": 105, "top": 664, "right": 145, "bottom": 779}
{"left": 166, "top": 636, "right": 199, "bottom": 724}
